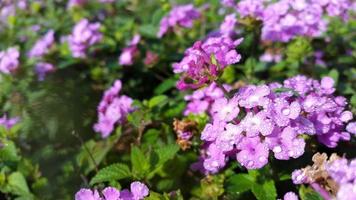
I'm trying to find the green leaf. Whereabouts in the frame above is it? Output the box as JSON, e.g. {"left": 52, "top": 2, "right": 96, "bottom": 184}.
{"left": 226, "top": 174, "right": 254, "bottom": 194}
{"left": 145, "top": 192, "right": 169, "bottom": 200}
{"left": 155, "top": 144, "right": 179, "bottom": 166}
{"left": 0, "top": 140, "right": 20, "bottom": 162}
{"left": 77, "top": 128, "right": 122, "bottom": 174}
{"left": 251, "top": 180, "right": 277, "bottom": 200}
{"left": 148, "top": 95, "right": 168, "bottom": 108}
{"left": 299, "top": 185, "right": 324, "bottom": 200}
{"left": 7, "top": 172, "right": 30, "bottom": 196}
{"left": 154, "top": 78, "right": 176, "bottom": 95}
{"left": 131, "top": 146, "right": 150, "bottom": 178}
{"left": 139, "top": 24, "right": 158, "bottom": 38}
{"left": 90, "top": 163, "right": 131, "bottom": 185}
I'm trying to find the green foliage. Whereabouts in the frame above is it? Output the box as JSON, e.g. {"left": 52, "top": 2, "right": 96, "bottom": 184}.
{"left": 90, "top": 163, "right": 131, "bottom": 185}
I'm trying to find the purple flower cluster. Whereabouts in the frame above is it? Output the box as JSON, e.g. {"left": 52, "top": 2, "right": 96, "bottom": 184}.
{"left": 219, "top": 14, "right": 238, "bottom": 37}
{"left": 173, "top": 36, "right": 242, "bottom": 90}
{"left": 0, "top": 115, "right": 20, "bottom": 130}
{"left": 236, "top": 0, "right": 265, "bottom": 19}
{"left": 184, "top": 82, "right": 230, "bottom": 116}
{"left": 157, "top": 4, "right": 200, "bottom": 38}
{"left": 0, "top": 0, "right": 27, "bottom": 24}
{"left": 234, "top": 0, "right": 353, "bottom": 42}
{"left": 68, "top": 19, "right": 102, "bottom": 58}
{"left": 28, "top": 30, "right": 55, "bottom": 58}
{"left": 75, "top": 181, "right": 149, "bottom": 200}
{"left": 195, "top": 75, "right": 353, "bottom": 173}
{"left": 94, "top": 80, "right": 134, "bottom": 138}
{"left": 35, "top": 62, "right": 55, "bottom": 81}
{"left": 119, "top": 34, "right": 140, "bottom": 66}
{"left": 282, "top": 192, "right": 299, "bottom": 200}
{"left": 326, "top": 158, "right": 356, "bottom": 200}
{"left": 0, "top": 47, "right": 20, "bottom": 74}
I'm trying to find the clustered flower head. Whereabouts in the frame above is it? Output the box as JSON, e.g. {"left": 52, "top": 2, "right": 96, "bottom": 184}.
{"left": 234, "top": 0, "right": 353, "bottom": 42}
{"left": 281, "top": 192, "right": 299, "bottom": 200}
{"left": 292, "top": 153, "right": 356, "bottom": 200}
{"left": 0, "top": 0, "right": 27, "bottom": 24}
{"left": 184, "top": 82, "right": 230, "bottom": 116}
{"left": 119, "top": 34, "right": 140, "bottom": 66}
{"left": 35, "top": 62, "right": 55, "bottom": 81}
{"left": 0, "top": 114, "right": 20, "bottom": 130}
{"left": 94, "top": 80, "right": 134, "bottom": 138}
{"left": 75, "top": 181, "right": 149, "bottom": 200}
{"left": 173, "top": 36, "right": 242, "bottom": 90}
{"left": 68, "top": 19, "right": 102, "bottom": 58}
{"left": 28, "top": 30, "right": 55, "bottom": 58}
{"left": 194, "top": 75, "right": 354, "bottom": 173}
{"left": 0, "top": 47, "right": 20, "bottom": 74}
{"left": 219, "top": 14, "right": 238, "bottom": 37}
{"left": 157, "top": 4, "right": 201, "bottom": 38}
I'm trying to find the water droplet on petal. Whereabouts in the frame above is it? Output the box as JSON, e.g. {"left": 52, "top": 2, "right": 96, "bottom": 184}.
{"left": 273, "top": 146, "right": 282, "bottom": 153}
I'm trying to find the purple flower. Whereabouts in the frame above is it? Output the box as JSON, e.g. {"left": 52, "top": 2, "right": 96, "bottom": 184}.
{"left": 119, "top": 35, "right": 140, "bottom": 66}
{"left": 336, "top": 183, "right": 356, "bottom": 200}
{"left": 102, "top": 187, "right": 120, "bottom": 200}
{"left": 75, "top": 181, "right": 149, "bottom": 200}
{"left": 157, "top": 4, "right": 200, "bottom": 38}
{"left": 0, "top": 115, "right": 20, "bottom": 130}
{"left": 346, "top": 122, "right": 356, "bottom": 135}
{"left": 201, "top": 120, "right": 226, "bottom": 142}
{"left": 240, "top": 111, "right": 274, "bottom": 137}
{"left": 28, "top": 30, "right": 55, "bottom": 58}
{"left": 0, "top": 47, "right": 19, "bottom": 74}
{"left": 130, "top": 181, "right": 149, "bottom": 200}
{"left": 291, "top": 169, "right": 307, "bottom": 184}
{"left": 270, "top": 98, "right": 301, "bottom": 127}
{"left": 219, "top": 14, "right": 237, "bottom": 37}
{"left": 283, "top": 192, "right": 299, "bottom": 200}
{"left": 34, "top": 62, "right": 55, "bottom": 81}
{"left": 265, "top": 127, "right": 305, "bottom": 160}
{"left": 174, "top": 36, "right": 242, "bottom": 90}
{"left": 68, "top": 19, "right": 102, "bottom": 58}
{"left": 204, "top": 143, "right": 227, "bottom": 173}
{"left": 236, "top": 137, "right": 269, "bottom": 169}
{"left": 260, "top": 52, "right": 282, "bottom": 63}
{"left": 196, "top": 75, "right": 353, "bottom": 173}
{"left": 236, "top": 0, "right": 265, "bottom": 19}
{"left": 75, "top": 189, "right": 101, "bottom": 200}
{"left": 184, "top": 82, "right": 227, "bottom": 115}
{"left": 220, "top": 0, "right": 236, "bottom": 7}
{"left": 238, "top": 85, "right": 271, "bottom": 108}
{"left": 94, "top": 80, "right": 134, "bottom": 138}
{"left": 211, "top": 96, "right": 240, "bottom": 122}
